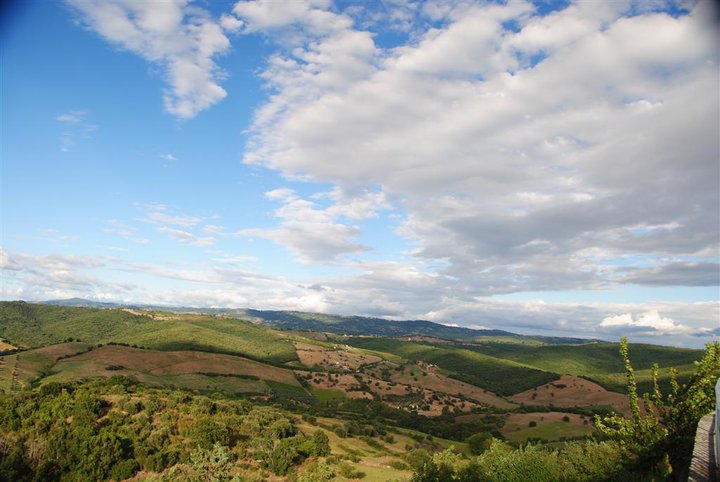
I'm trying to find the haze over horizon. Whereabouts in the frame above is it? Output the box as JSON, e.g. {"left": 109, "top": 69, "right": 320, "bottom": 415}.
{"left": 2, "top": 0, "right": 719, "bottom": 348}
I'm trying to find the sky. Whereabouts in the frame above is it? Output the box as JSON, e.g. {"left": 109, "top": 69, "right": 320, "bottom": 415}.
{"left": 1, "top": 0, "right": 719, "bottom": 347}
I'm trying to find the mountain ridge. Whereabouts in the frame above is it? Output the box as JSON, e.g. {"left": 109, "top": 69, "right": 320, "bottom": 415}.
{"left": 41, "top": 297, "right": 598, "bottom": 345}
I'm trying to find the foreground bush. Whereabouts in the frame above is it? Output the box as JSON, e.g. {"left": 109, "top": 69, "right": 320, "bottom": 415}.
{"left": 412, "top": 340, "right": 719, "bottom": 482}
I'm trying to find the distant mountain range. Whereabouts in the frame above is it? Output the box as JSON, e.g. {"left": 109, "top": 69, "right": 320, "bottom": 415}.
{"left": 43, "top": 298, "right": 598, "bottom": 345}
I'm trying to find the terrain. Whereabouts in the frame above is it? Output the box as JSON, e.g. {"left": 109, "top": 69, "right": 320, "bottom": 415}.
{"left": 0, "top": 300, "right": 713, "bottom": 481}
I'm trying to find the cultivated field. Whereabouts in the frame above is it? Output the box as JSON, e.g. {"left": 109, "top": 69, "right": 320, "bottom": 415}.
{"left": 382, "top": 363, "right": 515, "bottom": 409}
{"left": 500, "top": 411, "right": 594, "bottom": 444}
{"left": 54, "top": 345, "right": 301, "bottom": 385}
{"left": 0, "top": 342, "right": 92, "bottom": 390}
{"left": 298, "top": 369, "right": 487, "bottom": 416}
{"left": 294, "top": 341, "right": 382, "bottom": 371}
{"left": 510, "top": 375, "right": 632, "bottom": 415}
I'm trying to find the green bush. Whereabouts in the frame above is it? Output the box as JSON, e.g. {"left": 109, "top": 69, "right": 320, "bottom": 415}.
{"left": 466, "top": 432, "right": 494, "bottom": 455}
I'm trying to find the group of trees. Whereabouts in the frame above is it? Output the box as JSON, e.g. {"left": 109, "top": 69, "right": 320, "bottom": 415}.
{"left": 0, "top": 377, "right": 329, "bottom": 481}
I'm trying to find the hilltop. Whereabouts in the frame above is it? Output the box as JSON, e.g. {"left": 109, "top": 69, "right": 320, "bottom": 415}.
{"left": 43, "top": 298, "right": 598, "bottom": 345}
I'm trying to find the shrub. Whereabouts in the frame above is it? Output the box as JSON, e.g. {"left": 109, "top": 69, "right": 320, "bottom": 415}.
{"left": 337, "top": 461, "right": 365, "bottom": 479}
{"left": 466, "top": 432, "right": 494, "bottom": 455}
{"left": 191, "top": 418, "right": 230, "bottom": 449}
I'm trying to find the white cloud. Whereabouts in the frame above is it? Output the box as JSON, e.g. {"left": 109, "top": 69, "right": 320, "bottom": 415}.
{"left": 237, "top": 187, "right": 388, "bottom": 264}
{"left": 238, "top": 0, "right": 719, "bottom": 294}
{"left": 210, "top": 255, "right": 256, "bottom": 264}
{"left": 0, "top": 248, "right": 135, "bottom": 301}
{"left": 599, "top": 310, "right": 701, "bottom": 336}
{"left": 137, "top": 202, "right": 203, "bottom": 227}
{"left": 2, "top": 243, "right": 716, "bottom": 346}
{"left": 55, "top": 109, "right": 96, "bottom": 151}
{"left": 157, "top": 226, "right": 216, "bottom": 247}
{"left": 104, "top": 219, "right": 149, "bottom": 244}
{"left": 55, "top": 110, "right": 87, "bottom": 123}
{"left": 160, "top": 153, "right": 177, "bottom": 161}
{"left": 68, "top": 0, "right": 231, "bottom": 118}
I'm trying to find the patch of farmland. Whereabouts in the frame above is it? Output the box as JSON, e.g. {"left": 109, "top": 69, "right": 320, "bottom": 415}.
{"left": 509, "top": 375, "right": 632, "bottom": 415}
{"left": 500, "top": 411, "right": 593, "bottom": 444}
{"left": 384, "top": 363, "right": 515, "bottom": 409}
{"left": 57, "top": 345, "right": 301, "bottom": 386}
{"left": 0, "top": 342, "right": 92, "bottom": 391}
{"left": 294, "top": 341, "right": 382, "bottom": 371}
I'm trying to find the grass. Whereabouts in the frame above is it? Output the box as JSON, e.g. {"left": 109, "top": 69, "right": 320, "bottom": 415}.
{"left": 297, "top": 420, "right": 414, "bottom": 482}
{"left": 1, "top": 342, "right": 302, "bottom": 397}
{"left": 502, "top": 421, "right": 593, "bottom": 444}
{"left": 501, "top": 412, "right": 594, "bottom": 444}
{"left": 461, "top": 341, "right": 702, "bottom": 376}
{"left": 310, "top": 387, "right": 347, "bottom": 402}
{"left": 0, "top": 301, "right": 297, "bottom": 364}
{"left": 266, "top": 380, "right": 315, "bottom": 403}
{"left": 588, "top": 363, "right": 697, "bottom": 395}
{"left": 41, "top": 364, "right": 269, "bottom": 396}
{"left": 0, "top": 342, "right": 92, "bottom": 391}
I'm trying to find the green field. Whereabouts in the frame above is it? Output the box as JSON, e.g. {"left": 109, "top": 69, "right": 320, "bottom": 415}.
{"left": 310, "top": 387, "right": 347, "bottom": 402}
{"left": 503, "top": 421, "right": 593, "bottom": 444}
{"left": 0, "top": 342, "right": 305, "bottom": 398}
{"left": 0, "top": 302, "right": 297, "bottom": 364}
{"left": 461, "top": 341, "right": 702, "bottom": 374}
{"left": 458, "top": 341, "right": 703, "bottom": 394}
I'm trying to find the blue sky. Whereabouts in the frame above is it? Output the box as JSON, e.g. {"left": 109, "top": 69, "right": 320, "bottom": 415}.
{"left": 1, "top": 0, "right": 718, "bottom": 347}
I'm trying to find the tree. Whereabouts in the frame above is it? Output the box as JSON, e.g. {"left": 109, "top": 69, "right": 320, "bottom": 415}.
{"left": 311, "top": 430, "right": 330, "bottom": 456}
{"left": 595, "top": 338, "right": 720, "bottom": 480}
{"left": 466, "top": 432, "right": 494, "bottom": 455}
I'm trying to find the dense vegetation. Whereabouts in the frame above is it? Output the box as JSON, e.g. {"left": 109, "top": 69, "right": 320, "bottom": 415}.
{"left": 0, "top": 377, "right": 332, "bottom": 481}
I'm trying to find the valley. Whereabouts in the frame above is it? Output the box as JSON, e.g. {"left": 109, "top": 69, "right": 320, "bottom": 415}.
{"left": 0, "top": 301, "right": 714, "bottom": 481}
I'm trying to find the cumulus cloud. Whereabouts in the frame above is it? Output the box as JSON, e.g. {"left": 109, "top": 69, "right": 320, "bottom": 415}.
{"left": 237, "top": 0, "right": 719, "bottom": 295}
{"left": 68, "top": 0, "right": 232, "bottom": 118}
{"left": 236, "top": 187, "right": 387, "bottom": 263}
{"left": 599, "top": 310, "right": 701, "bottom": 336}
{"left": 0, "top": 248, "right": 135, "bottom": 301}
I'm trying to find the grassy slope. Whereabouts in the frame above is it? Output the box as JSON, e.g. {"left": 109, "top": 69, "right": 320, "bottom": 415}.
{"left": 346, "top": 338, "right": 557, "bottom": 396}
{"left": 1, "top": 342, "right": 304, "bottom": 397}
{"left": 462, "top": 342, "right": 702, "bottom": 374}
{"left": 0, "top": 301, "right": 297, "bottom": 364}
{"left": 0, "top": 342, "right": 92, "bottom": 391}
{"left": 459, "top": 341, "right": 703, "bottom": 394}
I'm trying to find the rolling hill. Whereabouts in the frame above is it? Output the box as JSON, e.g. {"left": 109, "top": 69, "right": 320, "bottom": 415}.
{"left": 42, "top": 298, "right": 598, "bottom": 345}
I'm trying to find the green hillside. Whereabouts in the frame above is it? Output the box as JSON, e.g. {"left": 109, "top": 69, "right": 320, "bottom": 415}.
{"left": 461, "top": 341, "right": 703, "bottom": 374}
{"left": 457, "top": 341, "right": 703, "bottom": 394}
{"left": 346, "top": 337, "right": 557, "bottom": 395}
{"left": 0, "top": 302, "right": 297, "bottom": 364}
